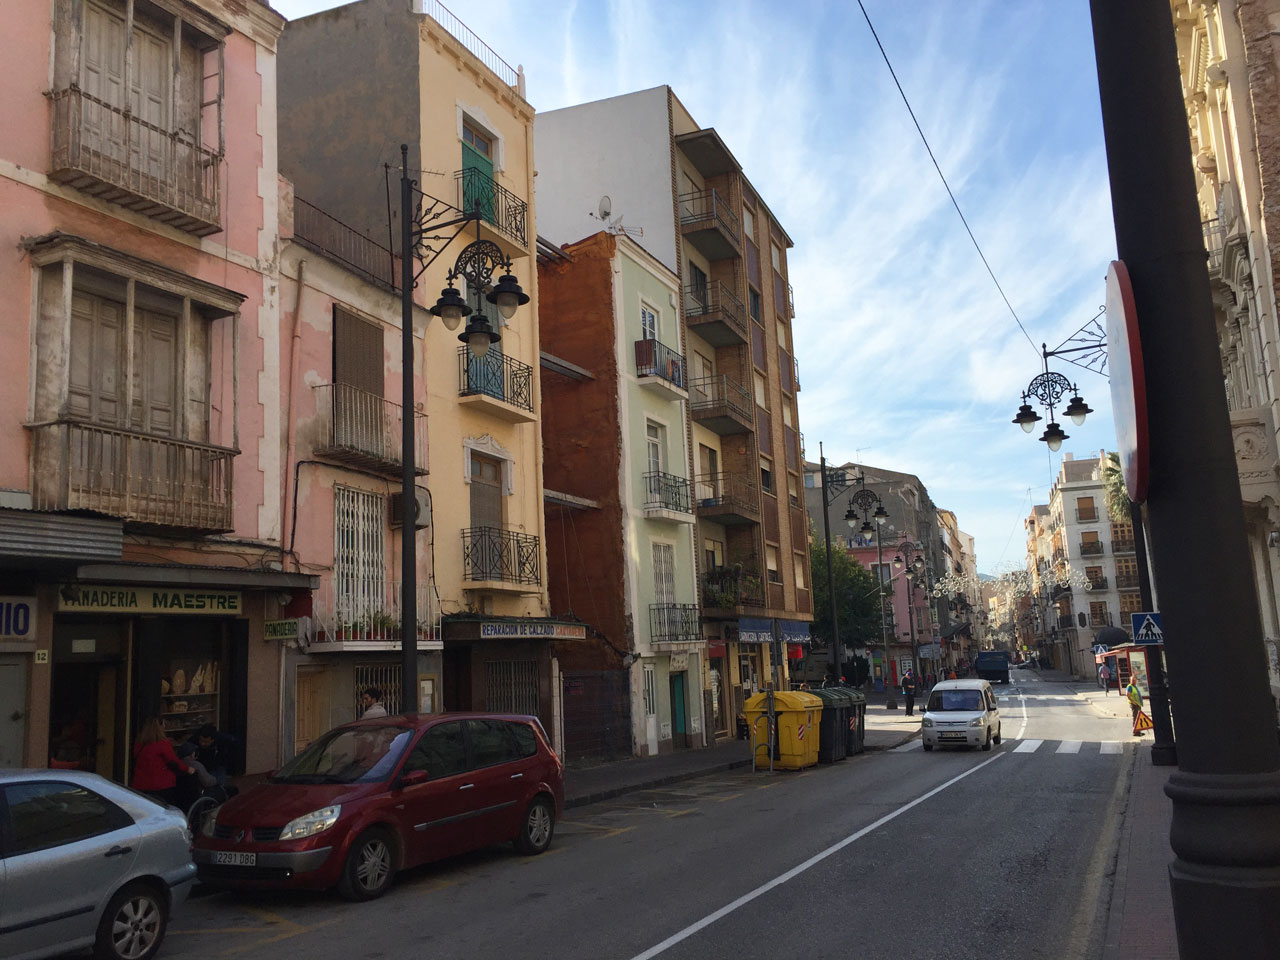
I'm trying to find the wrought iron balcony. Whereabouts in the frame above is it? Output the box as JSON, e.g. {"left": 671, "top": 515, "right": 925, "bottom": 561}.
{"left": 678, "top": 188, "right": 741, "bottom": 261}
{"left": 1080, "top": 541, "right": 1105, "bottom": 556}
{"left": 1203, "top": 217, "right": 1223, "bottom": 275}
{"left": 457, "top": 347, "right": 536, "bottom": 422}
{"left": 694, "top": 472, "right": 760, "bottom": 525}
{"left": 689, "top": 375, "right": 753, "bottom": 435}
{"left": 701, "top": 559, "right": 765, "bottom": 613}
{"left": 294, "top": 197, "right": 395, "bottom": 289}
{"left": 649, "top": 603, "right": 701, "bottom": 644}
{"left": 1112, "top": 538, "right": 1136, "bottom": 554}
{"left": 794, "top": 357, "right": 801, "bottom": 392}
{"left": 1090, "top": 613, "right": 1112, "bottom": 627}
{"left": 48, "top": 87, "right": 220, "bottom": 236}
{"left": 634, "top": 337, "right": 687, "bottom": 399}
{"left": 28, "top": 419, "right": 234, "bottom": 532}
{"left": 684, "top": 280, "right": 747, "bottom": 346}
{"left": 1116, "top": 573, "right": 1140, "bottom": 589}
{"left": 1088, "top": 576, "right": 1108, "bottom": 591}
{"left": 455, "top": 167, "right": 527, "bottom": 251}
{"left": 314, "top": 384, "right": 427, "bottom": 477}
{"left": 643, "top": 471, "right": 693, "bottom": 519}
{"left": 461, "top": 526, "right": 541, "bottom": 587}
{"left": 311, "top": 577, "right": 441, "bottom": 648}
{"left": 1076, "top": 508, "right": 1099, "bottom": 522}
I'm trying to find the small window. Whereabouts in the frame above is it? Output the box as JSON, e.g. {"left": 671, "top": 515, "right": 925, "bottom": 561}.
{"left": 468, "top": 719, "right": 517, "bottom": 768}
{"left": 771, "top": 243, "right": 782, "bottom": 273}
{"left": 463, "top": 120, "right": 493, "bottom": 157}
{"left": 782, "top": 399, "right": 794, "bottom": 427}
{"left": 704, "top": 537, "right": 725, "bottom": 570}
{"left": 749, "top": 288, "right": 761, "bottom": 323}
{"left": 788, "top": 474, "right": 799, "bottom": 508}
{"left": 643, "top": 665, "right": 657, "bottom": 717}
{"left": 777, "top": 318, "right": 788, "bottom": 347}
{"left": 794, "top": 554, "right": 807, "bottom": 590}
{"left": 760, "top": 456, "right": 774, "bottom": 493}
{"left": 754, "top": 372, "right": 767, "bottom": 407}
{"left": 641, "top": 303, "right": 658, "bottom": 341}
{"left": 6, "top": 782, "right": 133, "bottom": 854}
{"left": 742, "top": 205, "right": 755, "bottom": 240}
{"left": 410, "top": 721, "right": 469, "bottom": 779}
{"left": 766, "top": 546, "right": 781, "bottom": 584}
{"left": 804, "top": 473, "right": 815, "bottom": 488}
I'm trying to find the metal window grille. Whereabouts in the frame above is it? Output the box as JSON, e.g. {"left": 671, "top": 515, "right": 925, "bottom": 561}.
{"left": 354, "top": 664, "right": 402, "bottom": 716}
{"left": 486, "top": 660, "right": 539, "bottom": 715}
{"left": 335, "top": 487, "right": 387, "bottom": 629}
{"left": 644, "top": 665, "right": 657, "bottom": 717}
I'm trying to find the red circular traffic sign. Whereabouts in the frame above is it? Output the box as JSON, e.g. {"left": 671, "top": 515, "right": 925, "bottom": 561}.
{"left": 1105, "top": 260, "right": 1149, "bottom": 503}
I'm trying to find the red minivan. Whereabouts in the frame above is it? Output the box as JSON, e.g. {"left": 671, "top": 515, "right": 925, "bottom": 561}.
{"left": 192, "top": 713, "right": 563, "bottom": 900}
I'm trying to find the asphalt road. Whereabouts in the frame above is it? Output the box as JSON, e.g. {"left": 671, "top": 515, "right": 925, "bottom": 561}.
{"left": 159, "top": 670, "right": 1137, "bottom": 960}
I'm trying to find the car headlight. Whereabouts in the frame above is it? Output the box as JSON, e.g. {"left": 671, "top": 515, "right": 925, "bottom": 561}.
{"left": 969, "top": 717, "right": 985, "bottom": 727}
{"left": 921, "top": 718, "right": 933, "bottom": 728}
{"left": 201, "top": 806, "right": 221, "bottom": 838}
{"left": 278, "top": 805, "right": 342, "bottom": 841}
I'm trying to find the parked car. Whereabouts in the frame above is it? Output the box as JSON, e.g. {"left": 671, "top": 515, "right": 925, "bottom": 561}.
{"left": 921, "top": 679, "right": 1003, "bottom": 751}
{"left": 0, "top": 769, "right": 196, "bottom": 960}
{"left": 193, "top": 713, "right": 564, "bottom": 901}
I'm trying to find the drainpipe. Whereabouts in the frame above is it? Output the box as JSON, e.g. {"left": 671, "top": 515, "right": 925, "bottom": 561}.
{"left": 281, "top": 259, "right": 307, "bottom": 570}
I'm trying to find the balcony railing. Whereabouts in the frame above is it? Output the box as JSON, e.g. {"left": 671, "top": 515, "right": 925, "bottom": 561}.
{"left": 1116, "top": 573, "right": 1140, "bottom": 589}
{"left": 1080, "top": 541, "right": 1105, "bottom": 556}
{"left": 294, "top": 197, "right": 395, "bottom": 289}
{"left": 794, "top": 357, "right": 801, "bottom": 392}
{"left": 313, "top": 577, "right": 441, "bottom": 646}
{"left": 649, "top": 603, "right": 701, "bottom": 644}
{"left": 455, "top": 167, "right": 527, "bottom": 250}
{"left": 702, "top": 559, "right": 765, "bottom": 610}
{"left": 678, "top": 188, "right": 742, "bottom": 261}
{"left": 787, "top": 282, "right": 795, "bottom": 318}
{"left": 1112, "top": 538, "right": 1136, "bottom": 554}
{"left": 314, "top": 384, "right": 427, "bottom": 476}
{"left": 643, "top": 471, "right": 692, "bottom": 514}
{"left": 634, "top": 337, "right": 686, "bottom": 391}
{"left": 28, "top": 420, "right": 234, "bottom": 532}
{"left": 689, "top": 375, "right": 753, "bottom": 435}
{"left": 461, "top": 526, "right": 541, "bottom": 585}
{"left": 694, "top": 472, "right": 761, "bottom": 525}
{"left": 48, "top": 87, "right": 220, "bottom": 236}
{"left": 684, "top": 280, "right": 748, "bottom": 345}
{"left": 1090, "top": 613, "right": 1112, "bottom": 627}
{"left": 458, "top": 347, "right": 535, "bottom": 413}
{"left": 1203, "top": 217, "right": 1223, "bottom": 274}
{"left": 421, "top": 0, "right": 521, "bottom": 89}
{"left": 1088, "top": 577, "right": 1108, "bottom": 591}
{"left": 1076, "top": 508, "right": 1099, "bottom": 522}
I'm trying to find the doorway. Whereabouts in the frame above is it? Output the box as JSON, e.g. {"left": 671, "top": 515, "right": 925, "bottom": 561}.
{"left": 49, "top": 659, "right": 126, "bottom": 781}
{"left": 0, "top": 657, "right": 27, "bottom": 767}
{"left": 294, "top": 666, "right": 330, "bottom": 755}
{"left": 669, "top": 671, "right": 688, "bottom": 749}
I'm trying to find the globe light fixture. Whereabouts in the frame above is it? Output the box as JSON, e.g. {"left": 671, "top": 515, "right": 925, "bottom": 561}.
{"left": 1013, "top": 401, "right": 1041, "bottom": 433}
{"left": 486, "top": 272, "right": 530, "bottom": 320}
{"left": 1040, "top": 421, "right": 1068, "bottom": 452}
{"left": 429, "top": 283, "right": 471, "bottom": 331}
{"left": 1064, "top": 392, "right": 1093, "bottom": 426}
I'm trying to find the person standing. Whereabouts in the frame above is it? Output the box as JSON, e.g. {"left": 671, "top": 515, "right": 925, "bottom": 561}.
{"left": 1125, "top": 678, "right": 1145, "bottom": 736}
{"left": 361, "top": 687, "right": 388, "bottom": 718}
{"left": 902, "top": 671, "right": 918, "bottom": 716}
{"left": 131, "top": 717, "right": 194, "bottom": 807}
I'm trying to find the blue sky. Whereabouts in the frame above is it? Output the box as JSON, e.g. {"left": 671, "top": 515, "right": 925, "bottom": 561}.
{"left": 274, "top": 0, "right": 1121, "bottom": 573}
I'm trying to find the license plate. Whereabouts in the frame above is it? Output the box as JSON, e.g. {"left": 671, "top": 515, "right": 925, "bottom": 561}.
{"left": 939, "top": 733, "right": 966, "bottom": 740}
{"left": 213, "top": 851, "right": 256, "bottom": 866}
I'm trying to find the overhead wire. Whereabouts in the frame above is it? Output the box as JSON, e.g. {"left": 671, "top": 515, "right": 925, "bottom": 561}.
{"left": 856, "top": 0, "right": 1040, "bottom": 356}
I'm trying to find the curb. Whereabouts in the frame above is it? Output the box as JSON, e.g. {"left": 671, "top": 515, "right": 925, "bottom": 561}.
{"left": 864, "top": 730, "right": 920, "bottom": 752}
{"left": 564, "top": 756, "right": 756, "bottom": 809}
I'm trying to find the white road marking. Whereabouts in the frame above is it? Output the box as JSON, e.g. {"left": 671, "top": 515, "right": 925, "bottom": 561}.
{"left": 1014, "top": 685, "right": 1029, "bottom": 740}
{"left": 628, "top": 753, "right": 1008, "bottom": 960}
{"left": 1013, "top": 739, "right": 1043, "bottom": 753}
{"left": 1056, "top": 741, "right": 1083, "bottom": 754}
{"left": 890, "top": 739, "right": 923, "bottom": 752}
{"left": 1100, "top": 741, "right": 1123, "bottom": 755}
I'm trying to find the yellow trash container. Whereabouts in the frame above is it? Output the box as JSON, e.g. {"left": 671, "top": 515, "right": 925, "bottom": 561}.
{"left": 744, "top": 691, "right": 823, "bottom": 770}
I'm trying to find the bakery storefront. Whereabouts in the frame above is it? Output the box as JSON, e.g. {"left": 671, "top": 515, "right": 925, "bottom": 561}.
{"left": 42, "top": 570, "right": 310, "bottom": 784}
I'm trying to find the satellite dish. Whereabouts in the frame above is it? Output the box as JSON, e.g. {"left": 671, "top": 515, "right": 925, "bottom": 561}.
{"left": 598, "top": 195, "right": 612, "bottom": 220}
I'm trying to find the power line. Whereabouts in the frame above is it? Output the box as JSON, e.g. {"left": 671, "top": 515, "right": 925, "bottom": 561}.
{"left": 856, "top": 0, "right": 1039, "bottom": 356}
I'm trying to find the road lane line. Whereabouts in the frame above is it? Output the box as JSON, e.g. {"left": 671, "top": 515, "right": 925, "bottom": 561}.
{"left": 1015, "top": 686, "right": 1029, "bottom": 740}
{"left": 1100, "top": 741, "right": 1122, "bottom": 754}
{"left": 628, "top": 752, "right": 1007, "bottom": 960}
{"left": 1013, "top": 739, "right": 1043, "bottom": 753}
{"left": 1057, "top": 741, "right": 1083, "bottom": 754}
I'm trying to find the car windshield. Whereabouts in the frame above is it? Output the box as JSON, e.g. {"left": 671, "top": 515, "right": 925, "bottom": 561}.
{"left": 928, "top": 690, "right": 984, "bottom": 712}
{"left": 272, "top": 725, "right": 413, "bottom": 784}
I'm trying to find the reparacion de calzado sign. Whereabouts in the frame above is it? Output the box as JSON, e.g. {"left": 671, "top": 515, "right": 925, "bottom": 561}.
{"left": 58, "top": 585, "right": 243, "bottom": 616}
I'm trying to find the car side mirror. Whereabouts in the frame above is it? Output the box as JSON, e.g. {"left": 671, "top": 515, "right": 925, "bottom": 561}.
{"left": 400, "top": 769, "right": 429, "bottom": 788}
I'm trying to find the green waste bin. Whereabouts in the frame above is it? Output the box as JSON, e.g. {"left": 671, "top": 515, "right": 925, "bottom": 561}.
{"left": 838, "top": 688, "right": 868, "bottom": 755}
{"left": 808, "top": 688, "right": 849, "bottom": 763}
{"left": 744, "top": 691, "right": 823, "bottom": 770}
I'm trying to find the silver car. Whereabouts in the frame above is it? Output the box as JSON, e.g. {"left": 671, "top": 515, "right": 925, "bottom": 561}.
{"left": 921, "top": 679, "right": 1003, "bottom": 750}
{"left": 0, "top": 769, "right": 196, "bottom": 960}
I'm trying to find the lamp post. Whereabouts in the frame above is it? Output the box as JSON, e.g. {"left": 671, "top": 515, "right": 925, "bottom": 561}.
{"left": 844, "top": 471, "right": 893, "bottom": 705}
{"left": 893, "top": 538, "right": 930, "bottom": 685}
{"left": 398, "top": 145, "right": 529, "bottom": 713}
{"left": 817, "top": 443, "right": 856, "bottom": 683}
{"left": 1011, "top": 344, "right": 1095, "bottom": 451}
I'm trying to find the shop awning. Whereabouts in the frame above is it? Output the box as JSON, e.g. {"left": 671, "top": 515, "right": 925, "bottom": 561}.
{"left": 74, "top": 562, "right": 317, "bottom": 590}
{"left": 0, "top": 508, "right": 122, "bottom": 567}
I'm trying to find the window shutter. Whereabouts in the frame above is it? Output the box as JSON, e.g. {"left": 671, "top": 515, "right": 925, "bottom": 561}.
{"left": 333, "top": 307, "right": 385, "bottom": 396}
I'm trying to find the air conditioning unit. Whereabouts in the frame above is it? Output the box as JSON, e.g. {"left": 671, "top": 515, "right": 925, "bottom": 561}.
{"left": 390, "top": 489, "right": 430, "bottom": 529}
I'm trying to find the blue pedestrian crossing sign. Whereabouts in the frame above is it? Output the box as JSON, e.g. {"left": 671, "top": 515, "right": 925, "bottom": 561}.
{"left": 1132, "top": 612, "right": 1163, "bottom": 645}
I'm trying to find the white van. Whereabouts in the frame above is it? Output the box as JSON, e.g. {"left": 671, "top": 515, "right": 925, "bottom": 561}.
{"left": 921, "top": 679, "right": 1002, "bottom": 751}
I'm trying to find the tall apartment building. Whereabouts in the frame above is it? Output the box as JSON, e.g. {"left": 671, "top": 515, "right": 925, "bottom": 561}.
{"left": 277, "top": 0, "right": 571, "bottom": 748}
{"left": 536, "top": 87, "right": 813, "bottom": 746}
{"left": 0, "top": 0, "right": 301, "bottom": 776}
{"left": 1176, "top": 0, "right": 1280, "bottom": 713}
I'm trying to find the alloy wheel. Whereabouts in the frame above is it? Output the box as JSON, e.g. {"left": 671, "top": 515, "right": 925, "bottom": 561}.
{"left": 356, "top": 838, "right": 392, "bottom": 892}
{"left": 111, "top": 895, "right": 161, "bottom": 960}
{"left": 527, "top": 803, "right": 553, "bottom": 848}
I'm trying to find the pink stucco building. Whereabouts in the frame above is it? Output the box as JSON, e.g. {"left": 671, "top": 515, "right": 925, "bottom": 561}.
{"left": 0, "top": 0, "right": 306, "bottom": 779}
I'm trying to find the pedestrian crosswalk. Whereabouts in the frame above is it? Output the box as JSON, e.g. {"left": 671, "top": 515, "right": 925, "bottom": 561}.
{"left": 890, "top": 738, "right": 1128, "bottom": 755}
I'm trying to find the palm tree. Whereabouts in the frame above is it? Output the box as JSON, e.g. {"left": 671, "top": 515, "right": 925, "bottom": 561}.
{"left": 1101, "top": 451, "right": 1131, "bottom": 523}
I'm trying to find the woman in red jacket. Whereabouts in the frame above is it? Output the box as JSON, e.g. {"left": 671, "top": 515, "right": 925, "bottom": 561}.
{"left": 131, "top": 717, "right": 194, "bottom": 806}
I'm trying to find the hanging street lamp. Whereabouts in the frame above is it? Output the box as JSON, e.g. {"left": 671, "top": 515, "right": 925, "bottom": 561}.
{"left": 846, "top": 471, "right": 894, "bottom": 706}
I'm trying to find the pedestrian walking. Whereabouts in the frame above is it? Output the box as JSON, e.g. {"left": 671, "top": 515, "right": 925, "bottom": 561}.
{"left": 902, "top": 671, "right": 918, "bottom": 716}
{"left": 361, "top": 687, "right": 388, "bottom": 718}
{"left": 1125, "top": 679, "right": 1145, "bottom": 737}
{"left": 1099, "top": 662, "right": 1112, "bottom": 693}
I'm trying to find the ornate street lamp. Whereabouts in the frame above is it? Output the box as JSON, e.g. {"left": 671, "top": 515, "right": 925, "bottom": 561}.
{"left": 846, "top": 471, "right": 895, "bottom": 706}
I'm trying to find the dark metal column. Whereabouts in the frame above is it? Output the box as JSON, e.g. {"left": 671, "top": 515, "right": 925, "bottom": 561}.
{"left": 819, "top": 446, "right": 842, "bottom": 681}
{"left": 399, "top": 146, "right": 418, "bottom": 715}
{"left": 1090, "top": 4, "right": 1280, "bottom": 954}
{"left": 1133, "top": 500, "right": 1175, "bottom": 764}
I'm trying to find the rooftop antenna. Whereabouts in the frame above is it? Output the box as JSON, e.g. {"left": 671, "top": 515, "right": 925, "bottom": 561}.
{"left": 589, "top": 195, "right": 644, "bottom": 238}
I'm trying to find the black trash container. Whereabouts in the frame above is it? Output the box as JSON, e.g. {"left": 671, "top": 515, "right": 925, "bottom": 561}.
{"left": 809, "top": 688, "right": 848, "bottom": 763}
